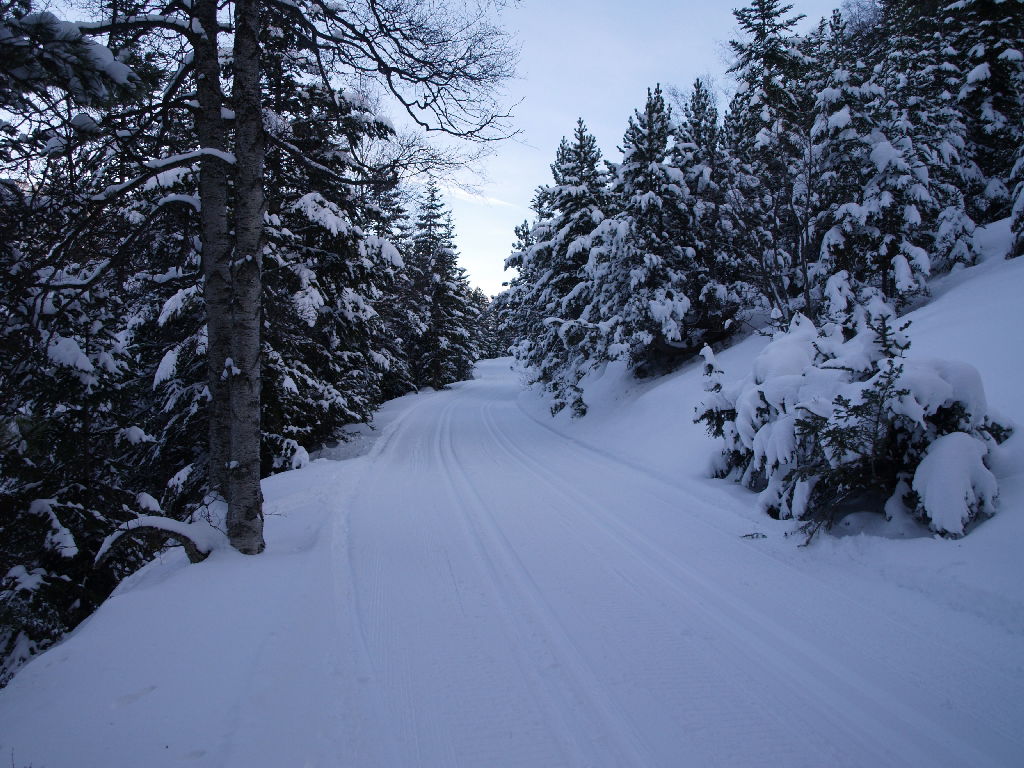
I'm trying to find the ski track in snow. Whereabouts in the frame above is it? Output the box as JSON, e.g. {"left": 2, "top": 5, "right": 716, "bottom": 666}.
{"left": 1, "top": 361, "right": 1023, "bottom": 767}
{"left": 334, "top": 364, "right": 1021, "bottom": 767}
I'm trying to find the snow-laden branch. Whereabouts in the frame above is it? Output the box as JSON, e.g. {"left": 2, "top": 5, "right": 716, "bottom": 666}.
{"left": 95, "top": 516, "right": 227, "bottom": 566}
{"left": 90, "top": 149, "right": 234, "bottom": 202}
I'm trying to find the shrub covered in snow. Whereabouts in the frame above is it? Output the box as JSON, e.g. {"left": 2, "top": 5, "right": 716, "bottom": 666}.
{"left": 696, "top": 299, "right": 1010, "bottom": 538}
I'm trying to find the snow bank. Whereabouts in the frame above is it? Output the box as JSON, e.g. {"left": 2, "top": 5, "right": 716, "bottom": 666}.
{"left": 913, "top": 432, "right": 998, "bottom": 536}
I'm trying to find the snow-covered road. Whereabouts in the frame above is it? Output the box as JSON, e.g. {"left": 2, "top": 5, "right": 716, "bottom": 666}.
{"left": 2, "top": 359, "right": 1022, "bottom": 767}
{"left": 337, "top": 361, "right": 1023, "bottom": 767}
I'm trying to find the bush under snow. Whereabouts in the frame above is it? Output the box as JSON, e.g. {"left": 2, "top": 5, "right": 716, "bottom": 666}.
{"left": 696, "top": 299, "right": 1010, "bottom": 538}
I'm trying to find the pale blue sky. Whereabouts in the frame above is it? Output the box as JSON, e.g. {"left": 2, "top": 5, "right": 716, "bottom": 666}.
{"left": 446, "top": 0, "right": 842, "bottom": 296}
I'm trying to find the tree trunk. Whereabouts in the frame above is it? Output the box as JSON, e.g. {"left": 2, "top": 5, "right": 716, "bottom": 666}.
{"left": 193, "top": 0, "right": 232, "bottom": 503}
{"left": 227, "top": 0, "right": 266, "bottom": 554}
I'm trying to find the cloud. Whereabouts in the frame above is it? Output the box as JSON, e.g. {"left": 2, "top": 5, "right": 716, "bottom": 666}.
{"left": 446, "top": 186, "right": 518, "bottom": 208}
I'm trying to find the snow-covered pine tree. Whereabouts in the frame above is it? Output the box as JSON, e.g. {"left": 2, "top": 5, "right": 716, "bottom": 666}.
{"left": 259, "top": 13, "right": 407, "bottom": 472}
{"left": 1013, "top": 139, "right": 1024, "bottom": 257}
{"left": 517, "top": 119, "right": 609, "bottom": 413}
{"left": 409, "top": 183, "right": 480, "bottom": 388}
{"left": 362, "top": 183, "right": 421, "bottom": 401}
{"left": 0, "top": 140, "right": 150, "bottom": 688}
{"left": 469, "top": 288, "right": 498, "bottom": 358}
{"left": 945, "top": 0, "right": 1024, "bottom": 225}
{"left": 406, "top": 179, "right": 447, "bottom": 384}
{"left": 696, "top": 298, "right": 1009, "bottom": 538}
{"left": 490, "top": 219, "right": 536, "bottom": 360}
{"left": 724, "top": 0, "right": 812, "bottom": 324}
{"left": 814, "top": 0, "right": 974, "bottom": 318}
{"left": 0, "top": 4, "right": 159, "bottom": 683}
{"left": 811, "top": 10, "right": 886, "bottom": 333}
{"left": 674, "top": 79, "right": 744, "bottom": 349}
{"left": 584, "top": 86, "right": 696, "bottom": 379}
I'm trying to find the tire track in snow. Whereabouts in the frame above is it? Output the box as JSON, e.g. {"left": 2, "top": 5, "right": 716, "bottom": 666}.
{"left": 339, "top": 396, "right": 576, "bottom": 767}
{"left": 434, "top": 397, "right": 657, "bottom": 767}
{"left": 480, "top": 398, "right": 1019, "bottom": 766}
{"left": 332, "top": 395, "right": 448, "bottom": 768}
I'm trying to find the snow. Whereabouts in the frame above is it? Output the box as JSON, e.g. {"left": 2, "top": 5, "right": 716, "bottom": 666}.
{"left": 29, "top": 499, "right": 78, "bottom": 558}
{"left": 47, "top": 335, "right": 93, "bottom": 372}
{"left": 869, "top": 138, "right": 901, "bottom": 172}
{"left": 966, "top": 62, "right": 991, "bottom": 84}
{"left": 292, "top": 192, "right": 353, "bottom": 236}
{"left": 1, "top": 230, "right": 1022, "bottom": 766}
{"left": 158, "top": 286, "right": 198, "bottom": 327}
{"left": 144, "top": 149, "right": 236, "bottom": 168}
{"left": 167, "top": 464, "right": 193, "bottom": 492}
{"left": 827, "top": 104, "right": 851, "bottom": 130}
{"left": 4, "top": 566, "right": 45, "bottom": 593}
{"left": 137, "top": 492, "right": 162, "bottom": 513}
{"left": 893, "top": 358, "right": 988, "bottom": 429}
{"left": 912, "top": 432, "right": 997, "bottom": 537}
{"left": 120, "top": 426, "right": 155, "bottom": 445}
{"left": 153, "top": 347, "right": 179, "bottom": 387}
{"left": 94, "top": 517, "right": 226, "bottom": 565}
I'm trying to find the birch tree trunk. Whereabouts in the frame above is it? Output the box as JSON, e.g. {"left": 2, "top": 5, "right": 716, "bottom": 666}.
{"left": 227, "top": 0, "right": 267, "bottom": 554}
{"left": 193, "top": 0, "right": 233, "bottom": 504}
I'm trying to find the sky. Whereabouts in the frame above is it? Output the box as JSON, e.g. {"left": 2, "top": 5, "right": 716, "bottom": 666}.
{"left": 442, "top": 0, "right": 843, "bottom": 297}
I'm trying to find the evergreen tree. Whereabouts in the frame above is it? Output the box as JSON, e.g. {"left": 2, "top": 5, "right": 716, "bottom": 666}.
{"left": 675, "top": 79, "right": 744, "bottom": 349}
{"left": 821, "top": 0, "right": 973, "bottom": 311}
{"left": 1013, "top": 139, "right": 1024, "bottom": 258}
{"left": 518, "top": 119, "right": 609, "bottom": 412}
{"left": 724, "top": 0, "right": 811, "bottom": 323}
{"left": 409, "top": 183, "right": 480, "bottom": 388}
{"left": 586, "top": 86, "right": 696, "bottom": 377}
{"left": 945, "top": 0, "right": 1024, "bottom": 224}
{"left": 491, "top": 219, "right": 536, "bottom": 360}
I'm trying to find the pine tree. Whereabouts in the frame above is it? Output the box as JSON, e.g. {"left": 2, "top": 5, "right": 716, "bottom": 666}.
{"left": 518, "top": 119, "right": 609, "bottom": 412}
{"left": 491, "top": 219, "right": 536, "bottom": 360}
{"left": 1013, "top": 139, "right": 1024, "bottom": 257}
{"left": 723, "top": 2, "right": 815, "bottom": 323}
{"left": 675, "top": 79, "right": 744, "bottom": 349}
{"left": 802, "top": 0, "right": 978, "bottom": 326}
{"left": 945, "top": 0, "right": 1024, "bottom": 224}
{"left": 409, "top": 183, "right": 480, "bottom": 388}
{"left": 586, "top": 86, "right": 696, "bottom": 377}
{"left": 0, "top": 8, "right": 161, "bottom": 682}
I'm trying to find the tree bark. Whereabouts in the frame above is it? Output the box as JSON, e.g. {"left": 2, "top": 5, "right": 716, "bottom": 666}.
{"left": 227, "top": 0, "right": 267, "bottom": 554}
{"left": 192, "top": 0, "right": 233, "bottom": 503}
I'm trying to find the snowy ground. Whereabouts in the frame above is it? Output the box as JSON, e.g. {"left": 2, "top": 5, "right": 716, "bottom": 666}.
{"left": 2, "top": 247, "right": 1023, "bottom": 767}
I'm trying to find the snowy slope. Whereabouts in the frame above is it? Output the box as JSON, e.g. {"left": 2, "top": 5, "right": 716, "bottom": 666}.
{"left": 522, "top": 220, "right": 1024, "bottom": 633}
{"left": 0, "top": 235, "right": 1022, "bottom": 767}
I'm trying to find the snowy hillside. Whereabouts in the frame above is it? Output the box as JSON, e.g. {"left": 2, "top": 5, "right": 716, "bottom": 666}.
{"left": 0, "top": 229, "right": 1022, "bottom": 766}
{"left": 523, "top": 219, "right": 1024, "bottom": 628}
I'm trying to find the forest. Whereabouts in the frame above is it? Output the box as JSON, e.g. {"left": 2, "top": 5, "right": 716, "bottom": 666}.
{"left": 0, "top": 0, "right": 507, "bottom": 684}
{"left": 1, "top": 0, "right": 1022, "bottom": 696}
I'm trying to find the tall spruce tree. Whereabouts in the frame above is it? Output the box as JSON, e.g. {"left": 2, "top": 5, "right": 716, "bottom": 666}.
{"left": 945, "top": 0, "right": 1024, "bottom": 224}
{"left": 518, "top": 119, "right": 609, "bottom": 413}
{"left": 492, "top": 219, "right": 537, "bottom": 360}
{"left": 409, "top": 183, "right": 481, "bottom": 388}
{"left": 674, "top": 79, "right": 744, "bottom": 349}
{"left": 586, "top": 86, "right": 696, "bottom": 378}
{"left": 725, "top": 0, "right": 811, "bottom": 323}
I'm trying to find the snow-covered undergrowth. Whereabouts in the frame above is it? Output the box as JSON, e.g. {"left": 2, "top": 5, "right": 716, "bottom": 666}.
{"left": 696, "top": 301, "right": 1007, "bottom": 538}
{"left": 520, "top": 220, "right": 1024, "bottom": 618}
